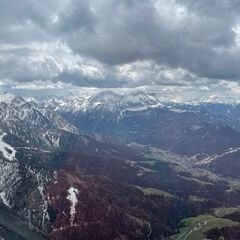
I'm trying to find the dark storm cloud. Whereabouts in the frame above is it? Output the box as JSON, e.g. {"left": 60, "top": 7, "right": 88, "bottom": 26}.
{"left": 0, "top": 0, "right": 240, "bottom": 93}
{"left": 57, "top": 0, "right": 240, "bottom": 80}
{"left": 57, "top": 0, "right": 97, "bottom": 33}
{"left": 0, "top": 0, "right": 60, "bottom": 44}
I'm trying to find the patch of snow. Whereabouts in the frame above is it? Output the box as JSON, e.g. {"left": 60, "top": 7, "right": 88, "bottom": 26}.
{"left": 67, "top": 187, "right": 79, "bottom": 225}
{"left": 191, "top": 125, "right": 202, "bottom": 131}
{"left": 147, "top": 222, "right": 152, "bottom": 240}
{"left": 52, "top": 135, "right": 60, "bottom": 147}
{"left": 0, "top": 133, "right": 16, "bottom": 161}
{"left": 53, "top": 171, "right": 58, "bottom": 184}
{"left": 43, "top": 132, "right": 60, "bottom": 147}
{"left": 170, "top": 108, "right": 192, "bottom": 113}
{"left": 15, "top": 146, "right": 51, "bottom": 153}
{"left": 0, "top": 191, "right": 10, "bottom": 207}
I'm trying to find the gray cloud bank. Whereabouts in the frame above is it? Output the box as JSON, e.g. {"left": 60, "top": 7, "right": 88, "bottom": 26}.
{"left": 0, "top": 0, "right": 240, "bottom": 98}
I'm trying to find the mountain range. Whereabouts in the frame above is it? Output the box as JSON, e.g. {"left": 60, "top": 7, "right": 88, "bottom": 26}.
{"left": 1, "top": 91, "right": 240, "bottom": 239}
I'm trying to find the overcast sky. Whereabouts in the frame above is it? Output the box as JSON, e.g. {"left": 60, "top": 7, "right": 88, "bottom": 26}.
{"left": 1, "top": 0, "right": 240, "bottom": 100}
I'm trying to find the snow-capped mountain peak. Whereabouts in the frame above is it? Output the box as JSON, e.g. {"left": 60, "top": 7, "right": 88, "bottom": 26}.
{"left": 41, "top": 90, "right": 163, "bottom": 114}
{"left": 122, "top": 91, "right": 161, "bottom": 109}
{"left": 87, "top": 91, "right": 122, "bottom": 112}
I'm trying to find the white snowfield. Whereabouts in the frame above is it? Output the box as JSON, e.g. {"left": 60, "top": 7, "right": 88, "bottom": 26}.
{"left": 0, "top": 133, "right": 16, "bottom": 161}
{"left": 67, "top": 187, "right": 79, "bottom": 226}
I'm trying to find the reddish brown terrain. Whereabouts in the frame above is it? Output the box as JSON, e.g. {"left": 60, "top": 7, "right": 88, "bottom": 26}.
{"left": 45, "top": 153, "right": 186, "bottom": 240}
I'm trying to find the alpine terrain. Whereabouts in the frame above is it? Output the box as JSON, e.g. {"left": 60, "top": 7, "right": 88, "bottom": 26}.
{"left": 1, "top": 91, "right": 240, "bottom": 239}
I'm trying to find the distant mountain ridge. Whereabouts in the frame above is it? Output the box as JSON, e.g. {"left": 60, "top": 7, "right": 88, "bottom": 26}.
{"left": 37, "top": 90, "right": 240, "bottom": 156}
{"left": 41, "top": 90, "right": 163, "bottom": 114}
{"left": 2, "top": 90, "right": 240, "bottom": 157}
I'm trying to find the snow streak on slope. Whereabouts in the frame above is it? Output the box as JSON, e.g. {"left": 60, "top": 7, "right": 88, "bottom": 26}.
{"left": 0, "top": 192, "right": 10, "bottom": 207}
{"left": 198, "top": 147, "right": 240, "bottom": 164}
{"left": 67, "top": 187, "right": 79, "bottom": 226}
{"left": 0, "top": 133, "right": 16, "bottom": 161}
